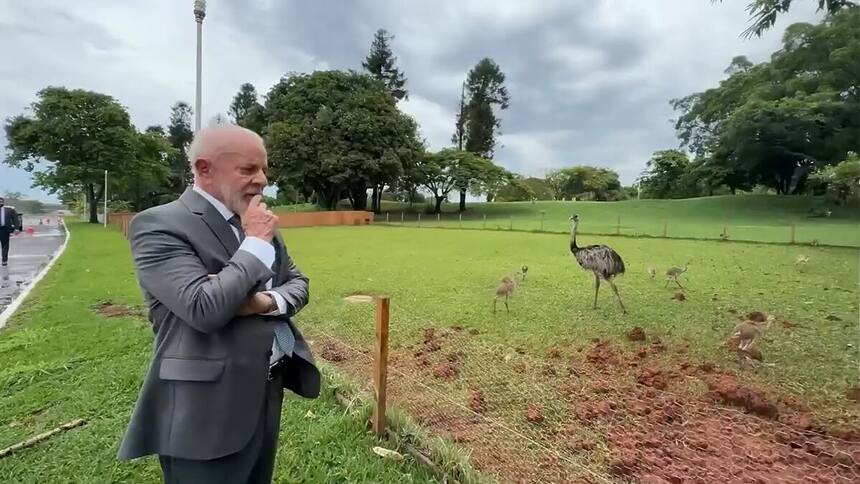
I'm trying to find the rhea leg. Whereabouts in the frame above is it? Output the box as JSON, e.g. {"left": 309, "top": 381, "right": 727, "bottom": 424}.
{"left": 493, "top": 297, "right": 497, "bottom": 314}
{"left": 505, "top": 294, "right": 510, "bottom": 313}
{"left": 593, "top": 273, "right": 601, "bottom": 309}
{"left": 609, "top": 279, "right": 627, "bottom": 314}
{"left": 673, "top": 276, "right": 684, "bottom": 289}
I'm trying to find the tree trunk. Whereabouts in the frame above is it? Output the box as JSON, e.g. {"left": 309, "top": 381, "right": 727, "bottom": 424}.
{"left": 459, "top": 189, "right": 467, "bottom": 212}
{"left": 86, "top": 184, "right": 99, "bottom": 224}
{"left": 434, "top": 196, "right": 444, "bottom": 214}
{"left": 350, "top": 185, "right": 368, "bottom": 211}
{"left": 371, "top": 185, "right": 379, "bottom": 213}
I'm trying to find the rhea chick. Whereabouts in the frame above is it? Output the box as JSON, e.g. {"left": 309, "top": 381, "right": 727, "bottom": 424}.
{"left": 647, "top": 267, "right": 656, "bottom": 279}
{"left": 728, "top": 316, "right": 774, "bottom": 366}
{"left": 521, "top": 265, "right": 529, "bottom": 281}
{"left": 493, "top": 274, "right": 519, "bottom": 314}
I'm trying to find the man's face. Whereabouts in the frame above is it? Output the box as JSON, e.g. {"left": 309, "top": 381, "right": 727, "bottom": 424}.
{"left": 195, "top": 131, "right": 269, "bottom": 215}
{"left": 212, "top": 150, "right": 268, "bottom": 215}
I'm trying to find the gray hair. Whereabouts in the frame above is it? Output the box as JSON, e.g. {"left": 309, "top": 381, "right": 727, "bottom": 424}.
{"left": 186, "top": 124, "right": 263, "bottom": 177}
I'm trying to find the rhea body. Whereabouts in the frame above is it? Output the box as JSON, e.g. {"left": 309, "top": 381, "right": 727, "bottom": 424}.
{"left": 569, "top": 215, "right": 627, "bottom": 313}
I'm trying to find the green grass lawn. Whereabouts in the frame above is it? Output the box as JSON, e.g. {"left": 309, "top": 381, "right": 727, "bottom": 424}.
{"left": 285, "top": 225, "right": 859, "bottom": 420}
{"left": 370, "top": 195, "right": 860, "bottom": 247}
{"left": 0, "top": 223, "right": 439, "bottom": 483}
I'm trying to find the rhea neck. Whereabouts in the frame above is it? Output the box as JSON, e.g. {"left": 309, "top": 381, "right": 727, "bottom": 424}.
{"left": 569, "top": 220, "right": 579, "bottom": 252}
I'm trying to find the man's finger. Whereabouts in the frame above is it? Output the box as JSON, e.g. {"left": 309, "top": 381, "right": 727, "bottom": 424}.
{"left": 259, "top": 202, "right": 267, "bottom": 211}
{"left": 248, "top": 195, "right": 262, "bottom": 208}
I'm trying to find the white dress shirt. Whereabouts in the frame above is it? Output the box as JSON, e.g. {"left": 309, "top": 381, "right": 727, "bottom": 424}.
{"left": 192, "top": 187, "right": 289, "bottom": 364}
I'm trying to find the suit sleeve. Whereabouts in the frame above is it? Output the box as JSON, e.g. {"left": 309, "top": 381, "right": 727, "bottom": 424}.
{"left": 129, "top": 211, "right": 275, "bottom": 334}
{"left": 268, "top": 246, "right": 309, "bottom": 318}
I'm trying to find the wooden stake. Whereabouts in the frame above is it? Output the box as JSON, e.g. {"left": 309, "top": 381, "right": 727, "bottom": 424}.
{"left": 483, "top": 214, "right": 486, "bottom": 230}
{"left": 662, "top": 219, "right": 668, "bottom": 238}
{"left": 616, "top": 215, "right": 621, "bottom": 235}
{"left": 458, "top": 213, "right": 462, "bottom": 228}
{"left": 509, "top": 216, "right": 513, "bottom": 231}
{"left": 0, "top": 418, "right": 86, "bottom": 459}
{"left": 790, "top": 224, "right": 796, "bottom": 244}
{"left": 372, "top": 296, "right": 390, "bottom": 439}
{"left": 541, "top": 211, "right": 545, "bottom": 232}
{"left": 417, "top": 213, "right": 421, "bottom": 227}
{"left": 400, "top": 212, "right": 404, "bottom": 224}
{"left": 385, "top": 212, "right": 389, "bottom": 223}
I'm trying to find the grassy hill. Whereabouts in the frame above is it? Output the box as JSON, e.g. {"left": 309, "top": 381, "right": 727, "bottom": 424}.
{"left": 367, "top": 195, "right": 860, "bottom": 247}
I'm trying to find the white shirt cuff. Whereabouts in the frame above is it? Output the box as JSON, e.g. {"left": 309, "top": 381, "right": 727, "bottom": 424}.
{"left": 262, "top": 291, "right": 287, "bottom": 316}
{"left": 237, "top": 236, "right": 275, "bottom": 269}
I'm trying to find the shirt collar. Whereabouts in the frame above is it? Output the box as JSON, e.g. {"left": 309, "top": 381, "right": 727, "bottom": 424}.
{"left": 192, "top": 185, "right": 234, "bottom": 221}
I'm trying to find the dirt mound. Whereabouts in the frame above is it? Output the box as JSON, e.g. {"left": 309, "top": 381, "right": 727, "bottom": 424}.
{"left": 650, "top": 338, "right": 667, "bottom": 353}
{"left": 433, "top": 362, "right": 459, "bottom": 380}
{"left": 422, "top": 327, "right": 436, "bottom": 343}
{"left": 446, "top": 351, "right": 465, "bottom": 363}
{"left": 92, "top": 300, "right": 138, "bottom": 318}
{"left": 637, "top": 367, "right": 671, "bottom": 390}
{"left": 586, "top": 340, "right": 620, "bottom": 367}
{"left": 525, "top": 404, "right": 544, "bottom": 423}
{"left": 320, "top": 342, "right": 347, "bottom": 362}
{"left": 547, "top": 346, "right": 561, "bottom": 358}
{"left": 672, "top": 292, "right": 686, "bottom": 301}
{"left": 846, "top": 386, "right": 860, "bottom": 402}
{"left": 468, "top": 388, "right": 487, "bottom": 414}
{"left": 627, "top": 327, "right": 646, "bottom": 342}
{"left": 705, "top": 375, "right": 779, "bottom": 419}
{"left": 780, "top": 319, "right": 800, "bottom": 330}
{"left": 746, "top": 311, "right": 768, "bottom": 322}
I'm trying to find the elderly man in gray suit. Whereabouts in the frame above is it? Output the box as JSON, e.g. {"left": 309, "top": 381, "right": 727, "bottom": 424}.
{"left": 117, "top": 125, "right": 320, "bottom": 484}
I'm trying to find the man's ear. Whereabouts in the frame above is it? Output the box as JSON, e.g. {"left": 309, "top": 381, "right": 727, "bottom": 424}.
{"left": 194, "top": 158, "right": 211, "bottom": 177}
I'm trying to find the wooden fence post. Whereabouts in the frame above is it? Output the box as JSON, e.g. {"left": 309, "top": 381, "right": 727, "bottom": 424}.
{"left": 541, "top": 211, "right": 545, "bottom": 232}
{"left": 418, "top": 213, "right": 421, "bottom": 227}
{"left": 483, "top": 214, "right": 487, "bottom": 230}
{"left": 509, "top": 216, "right": 513, "bottom": 231}
{"left": 372, "top": 296, "right": 390, "bottom": 439}
{"left": 401, "top": 212, "right": 404, "bottom": 224}
{"left": 616, "top": 215, "right": 621, "bottom": 236}
{"left": 385, "top": 212, "right": 389, "bottom": 223}
{"left": 459, "top": 213, "right": 462, "bottom": 228}
{"left": 662, "top": 219, "right": 668, "bottom": 238}
{"left": 790, "top": 224, "right": 796, "bottom": 244}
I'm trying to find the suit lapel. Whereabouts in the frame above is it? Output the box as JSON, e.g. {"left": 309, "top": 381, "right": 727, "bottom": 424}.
{"left": 272, "top": 231, "right": 285, "bottom": 284}
{"left": 179, "top": 189, "right": 240, "bottom": 255}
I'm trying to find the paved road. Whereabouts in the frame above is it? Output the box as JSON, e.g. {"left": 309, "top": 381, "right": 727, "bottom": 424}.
{"left": 0, "top": 215, "right": 66, "bottom": 315}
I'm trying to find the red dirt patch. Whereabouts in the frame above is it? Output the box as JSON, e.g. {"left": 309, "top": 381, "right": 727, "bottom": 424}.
{"left": 671, "top": 292, "right": 686, "bottom": 301}
{"left": 432, "top": 362, "right": 459, "bottom": 380}
{"left": 422, "top": 327, "right": 436, "bottom": 343}
{"left": 847, "top": 386, "right": 860, "bottom": 402}
{"left": 637, "top": 367, "right": 671, "bottom": 390}
{"left": 704, "top": 375, "right": 779, "bottom": 419}
{"left": 93, "top": 300, "right": 138, "bottom": 318}
{"left": 547, "top": 346, "right": 561, "bottom": 358}
{"left": 525, "top": 404, "right": 544, "bottom": 423}
{"left": 446, "top": 350, "right": 465, "bottom": 363}
{"left": 650, "top": 338, "right": 667, "bottom": 353}
{"left": 586, "top": 340, "right": 620, "bottom": 367}
{"left": 627, "top": 326, "right": 646, "bottom": 342}
{"left": 468, "top": 388, "right": 487, "bottom": 414}
{"left": 320, "top": 341, "right": 347, "bottom": 362}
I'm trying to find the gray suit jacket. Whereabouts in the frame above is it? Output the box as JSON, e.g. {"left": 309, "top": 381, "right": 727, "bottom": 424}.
{"left": 118, "top": 189, "right": 320, "bottom": 461}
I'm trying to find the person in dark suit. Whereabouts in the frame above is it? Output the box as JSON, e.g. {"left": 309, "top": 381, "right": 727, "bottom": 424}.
{"left": 0, "top": 197, "right": 22, "bottom": 266}
{"left": 117, "top": 125, "right": 320, "bottom": 484}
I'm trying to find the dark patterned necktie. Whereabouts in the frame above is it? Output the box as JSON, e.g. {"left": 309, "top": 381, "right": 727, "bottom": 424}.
{"left": 229, "top": 214, "right": 295, "bottom": 356}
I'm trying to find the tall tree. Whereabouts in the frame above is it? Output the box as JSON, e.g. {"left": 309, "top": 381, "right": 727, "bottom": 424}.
{"left": 110, "top": 130, "right": 176, "bottom": 211}
{"left": 713, "top": 0, "right": 857, "bottom": 38}
{"left": 264, "top": 71, "right": 421, "bottom": 210}
{"left": 228, "top": 83, "right": 265, "bottom": 132}
{"left": 671, "top": 9, "right": 859, "bottom": 194}
{"left": 4, "top": 87, "right": 138, "bottom": 223}
{"left": 461, "top": 58, "right": 510, "bottom": 210}
{"left": 167, "top": 101, "right": 194, "bottom": 195}
{"left": 362, "top": 28, "right": 408, "bottom": 101}
{"left": 452, "top": 82, "right": 467, "bottom": 150}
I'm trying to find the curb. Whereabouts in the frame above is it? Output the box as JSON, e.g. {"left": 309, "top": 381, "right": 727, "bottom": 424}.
{"left": 0, "top": 225, "right": 70, "bottom": 330}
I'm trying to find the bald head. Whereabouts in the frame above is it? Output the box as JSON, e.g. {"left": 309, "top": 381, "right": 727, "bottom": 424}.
{"left": 189, "top": 124, "right": 269, "bottom": 214}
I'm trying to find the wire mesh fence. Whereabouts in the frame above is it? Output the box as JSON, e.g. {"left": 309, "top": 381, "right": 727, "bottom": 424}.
{"left": 376, "top": 212, "right": 860, "bottom": 248}
{"left": 306, "top": 298, "right": 860, "bottom": 483}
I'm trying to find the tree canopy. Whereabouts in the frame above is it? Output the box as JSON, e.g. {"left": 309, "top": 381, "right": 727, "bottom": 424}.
{"left": 263, "top": 71, "right": 422, "bottom": 211}
{"left": 3, "top": 87, "right": 171, "bottom": 222}
{"left": 671, "top": 8, "right": 859, "bottom": 195}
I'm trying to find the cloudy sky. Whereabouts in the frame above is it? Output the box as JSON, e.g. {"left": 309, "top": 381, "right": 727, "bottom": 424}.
{"left": 0, "top": 0, "right": 823, "bottom": 202}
